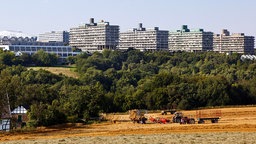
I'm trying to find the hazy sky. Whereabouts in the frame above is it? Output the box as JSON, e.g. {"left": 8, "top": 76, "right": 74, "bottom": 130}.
{"left": 0, "top": 0, "right": 255, "bottom": 36}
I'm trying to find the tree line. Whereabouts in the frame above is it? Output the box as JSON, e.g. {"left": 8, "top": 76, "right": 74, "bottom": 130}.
{"left": 1, "top": 48, "right": 256, "bottom": 126}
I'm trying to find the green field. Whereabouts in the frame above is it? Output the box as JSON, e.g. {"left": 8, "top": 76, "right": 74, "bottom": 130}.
{"left": 28, "top": 66, "right": 78, "bottom": 78}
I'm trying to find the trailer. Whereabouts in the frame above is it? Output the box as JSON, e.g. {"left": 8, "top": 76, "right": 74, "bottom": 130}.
{"left": 161, "top": 109, "right": 176, "bottom": 115}
{"left": 196, "top": 110, "right": 221, "bottom": 124}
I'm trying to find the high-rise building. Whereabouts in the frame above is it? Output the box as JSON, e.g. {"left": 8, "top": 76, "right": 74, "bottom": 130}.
{"left": 213, "top": 29, "right": 254, "bottom": 54}
{"left": 118, "top": 23, "right": 168, "bottom": 51}
{"left": 169, "top": 25, "right": 213, "bottom": 52}
{"left": 69, "top": 18, "right": 119, "bottom": 52}
{"left": 38, "top": 31, "right": 69, "bottom": 44}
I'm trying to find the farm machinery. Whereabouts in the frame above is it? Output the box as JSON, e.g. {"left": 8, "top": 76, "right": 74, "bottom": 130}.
{"left": 149, "top": 117, "right": 170, "bottom": 124}
{"left": 128, "top": 109, "right": 221, "bottom": 124}
{"left": 161, "top": 109, "right": 176, "bottom": 115}
{"left": 196, "top": 110, "right": 221, "bottom": 124}
{"left": 172, "top": 112, "right": 195, "bottom": 124}
{"left": 129, "top": 109, "right": 147, "bottom": 124}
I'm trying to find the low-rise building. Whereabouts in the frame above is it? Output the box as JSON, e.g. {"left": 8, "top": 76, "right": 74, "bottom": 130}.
{"left": 213, "top": 29, "right": 254, "bottom": 54}
{"left": 0, "top": 36, "right": 37, "bottom": 45}
{"left": 0, "top": 45, "right": 80, "bottom": 60}
{"left": 118, "top": 23, "right": 169, "bottom": 51}
{"left": 11, "top": 106, "right": 28, "bottom": 128}
{"left": 0, "top": 98, "right": 11, "bottom": 132}
{"left": 169, "top": 25, "right": 213, "bottom": 52}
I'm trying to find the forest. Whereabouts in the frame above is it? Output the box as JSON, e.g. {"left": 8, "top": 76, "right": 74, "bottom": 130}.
{"left": 1, "top": 48, "right": 256, "bottom": 126}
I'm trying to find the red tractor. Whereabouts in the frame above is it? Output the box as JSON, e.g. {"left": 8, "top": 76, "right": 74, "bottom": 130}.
{"left": 172, "top": 112, "right": 195, "bottom": 124}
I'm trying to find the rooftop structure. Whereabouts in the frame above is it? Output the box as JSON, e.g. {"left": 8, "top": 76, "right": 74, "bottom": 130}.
{"left": 0, "top": 36, "right": 37, "bottom": 45}
{"left": 69, "top": 18, "right": 119, "bottom": 52}
{"left": 169, "top": 25, "right": 213, "bottom": 52}
{"left": 118, "top": 23, "right": 169, "bottom": 51}
{"left": 0, "top": 30, "right": 32, "bottom": 38}
{"left": 213, "top": 29, "right": 254, "bottom": 54}
{"left": 241, "top": 55, "right": 256, "bottom": 61}
{"left": 0, "top": 35, "right": 67, "bottom": 46}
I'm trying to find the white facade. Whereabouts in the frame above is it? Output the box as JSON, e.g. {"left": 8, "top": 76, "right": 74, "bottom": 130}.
{"left": 169, "top": 25, "right": 213, "bottom": 52}
{"left": 213, "top": 29, "right": 255, "bottom": 54}
{"left": 70, "top": 18, "right": 119, "bottom": 52}
{"left": 38, "top": 31, "right": 69, "bottom": 44}
{"left": 0, "top": 119, "right": 11, "bottom": 131}
{"left": 118, "top": 23, "right": 169, "bottom": 51}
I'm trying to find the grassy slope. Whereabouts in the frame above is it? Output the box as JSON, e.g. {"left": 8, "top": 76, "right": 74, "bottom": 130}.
{"left": 28, "top": 65, "right": 79, "bottom": 78}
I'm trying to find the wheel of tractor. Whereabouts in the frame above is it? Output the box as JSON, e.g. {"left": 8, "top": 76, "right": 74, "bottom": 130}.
{"left": 189, "top": 119, "right": 195, "bottom": 124}
{"left": 198, "top": 119, "right": 205, "bottom": 124}
{"left": 211, "top": 119, "right": 218, "bottom": 123}
{"left": 176, "top": 118, "right": 181, "bottom": 123}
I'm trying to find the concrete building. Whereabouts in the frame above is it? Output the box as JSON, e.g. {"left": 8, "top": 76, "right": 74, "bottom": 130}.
{"left": 0, "top": 45, "right": 80, "bottom": 60}
{"left": 69, "top": 18, "right": 119, "bottom": 52}
{"left": 213, "top": 29, "right": 255, "bottom": 54}
{"left": 0, "top": 33, "right": 80, "bottom": 62}
{"left": 169, "top": 25, "right": 213, "bottom": 52}
{"left": 0, "top": 35, "right": 66, "bottom": 46}
{"left": 118, "top": 23, "right": 169, "bottom": 51}
{"left": 38, "top": 31, "right": 69, "bottom": 44}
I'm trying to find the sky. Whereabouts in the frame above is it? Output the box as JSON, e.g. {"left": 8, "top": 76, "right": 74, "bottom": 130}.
{"left": 0, "top": 0, "right": 255, "bottom": 37}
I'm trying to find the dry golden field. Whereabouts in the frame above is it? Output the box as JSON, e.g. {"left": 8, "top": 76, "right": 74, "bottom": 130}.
{"left": 1, "top": 106, "right": 256, "bottom": 144}
{"left": 28, "top": 66, "right": 78, "bottom": 78}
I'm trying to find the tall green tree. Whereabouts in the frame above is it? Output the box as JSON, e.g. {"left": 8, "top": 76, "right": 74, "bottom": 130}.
{"left": 32, "top": 49, "right": 58, "bottom": 66}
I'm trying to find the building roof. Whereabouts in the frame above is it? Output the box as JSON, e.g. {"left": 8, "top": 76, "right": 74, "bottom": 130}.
{"left": 11, "top": 106, "right": 27, "bottom": 114}
{"left": 0, "top": 30, "right": 32, "bottom": 38}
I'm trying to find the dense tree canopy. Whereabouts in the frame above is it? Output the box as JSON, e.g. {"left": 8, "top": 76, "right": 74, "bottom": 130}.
{"left": 1, "top": 49, "right": 256, "bottom": 126}
{"left": 0, "top": 49, "right": 58, "bottom": 67}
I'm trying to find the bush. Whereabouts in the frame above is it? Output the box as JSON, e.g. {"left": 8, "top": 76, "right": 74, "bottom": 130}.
{"left": 26, "top": 120, "right": 38, "bottom": 128}
{"left": 67, "top": 115, "right": 79, "bottom": 123}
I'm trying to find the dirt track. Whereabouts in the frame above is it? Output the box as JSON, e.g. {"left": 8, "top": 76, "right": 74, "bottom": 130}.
{"left": 1, "top": 106, "right": 256, "bottom": 143}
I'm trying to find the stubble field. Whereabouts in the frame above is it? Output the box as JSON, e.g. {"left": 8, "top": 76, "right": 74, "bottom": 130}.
{"left": 1, "top": 106, "right": 256, "bottom": 144}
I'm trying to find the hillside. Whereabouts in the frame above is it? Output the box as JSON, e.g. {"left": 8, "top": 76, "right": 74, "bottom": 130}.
{"left": 2, "top": 50, "right": 256, "bottom": 129}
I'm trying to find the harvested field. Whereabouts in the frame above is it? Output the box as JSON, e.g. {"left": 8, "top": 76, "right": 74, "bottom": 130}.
{"left": 1, "top": 106, "right": 256, "bottom": 144}
{"left": 28, "top": 66, "right": 78, "bottom": 78}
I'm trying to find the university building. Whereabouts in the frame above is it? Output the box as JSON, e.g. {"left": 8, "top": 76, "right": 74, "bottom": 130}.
{"left": 118, "top": 23, "right": 169, "bottom": 51}
{"left": 213, "top": 29, "right": 254, "bottom": 54}
{"left": 38, "top": 31, "right": 69, "bottom": 45}
{"left": 69, "top": 18, "right": 119, "bottom": 52}
{"left": 0, "top": 35, "right": 79, "bottom": 61}
{"left": 169, "top": 25, "right": 213, "bottom": 52}
{"left": 0, "top": 45, "right": 80, "bottom": 60}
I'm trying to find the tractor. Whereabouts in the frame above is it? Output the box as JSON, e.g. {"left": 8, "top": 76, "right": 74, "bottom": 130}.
{"left": 172, "top": 112, "right": 195, "bottom": 124}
